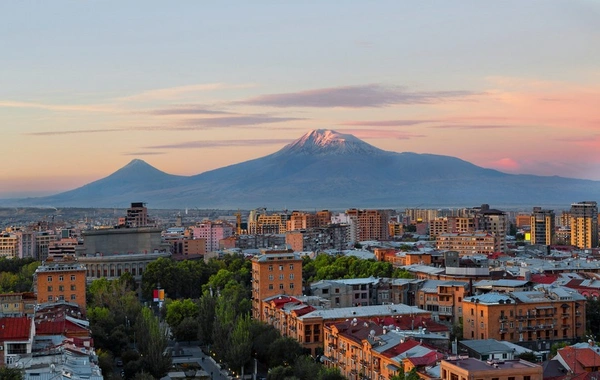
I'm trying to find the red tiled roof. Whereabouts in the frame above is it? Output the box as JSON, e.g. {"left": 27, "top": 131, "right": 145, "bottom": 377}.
{"left": 557, "top": 347, "right": 600, "bottom": 373}
{"left": 382, "top": 339, "right": 421, "bottom": 357}
{"left": 291, "top": 305, "right": 316, "bottom": 317}
{"left": 0, "top": 316, "right": 31, "bottom": 341}
{"left": 406, "top": 351, "right": 444, "bottom": 366}
{"left": 530, "top": 274, "right": 559, "bottom": 285}
{"left": 35, "top": 318, "right": 89, "bottom": 337}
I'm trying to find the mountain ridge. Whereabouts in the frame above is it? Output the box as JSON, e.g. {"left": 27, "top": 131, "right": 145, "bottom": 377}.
{"left": 2, "top": 129, "right": 599, "bottom": 209}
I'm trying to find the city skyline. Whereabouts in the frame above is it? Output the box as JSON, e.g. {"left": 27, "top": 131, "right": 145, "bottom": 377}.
{"left": 2, "top": 1, "right": 599, "bottom": 198}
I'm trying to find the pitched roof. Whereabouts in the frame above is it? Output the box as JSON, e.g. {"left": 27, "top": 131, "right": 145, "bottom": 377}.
{"left": 0, "top": 316, "right": 31, "bottom": 341}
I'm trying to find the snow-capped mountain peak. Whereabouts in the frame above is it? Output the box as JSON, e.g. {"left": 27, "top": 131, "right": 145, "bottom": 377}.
{"left": 278, "top": 129, "right": 384, "bottom": 156}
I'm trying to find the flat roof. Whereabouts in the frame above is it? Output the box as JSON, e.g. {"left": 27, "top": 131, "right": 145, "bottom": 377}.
{"left": 443, "top": 358, "right": 540, "bottom": 371}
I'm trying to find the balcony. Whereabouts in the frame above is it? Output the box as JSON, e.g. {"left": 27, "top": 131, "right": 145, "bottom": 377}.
{"left": 499, "top": 316, "right": 508, "bottom": 322}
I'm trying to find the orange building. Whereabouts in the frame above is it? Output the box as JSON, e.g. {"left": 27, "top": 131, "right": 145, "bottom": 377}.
{"left": 316, "top": 210, "right": 332, "bottom": 227}
{"left": 416, "top": 280, "right": 468, "bottom": 324}
{"left": 462, "top": 289, "right": 586, "bottom": 346}
{"left": 372, "top": 247, "right": 396, "bottom": 261}
{"left": 287, "top": 211, "right": 317, "bottom": 231}
{"left": 324, "top": 318, "right": 443, "bottom": 380}
{"left": 441, "top": 357, "right": 542, "bottom": 380}
{"left": 33, "top": 256, "right": 87, "bottom": 314}
{"left": 285, "top": 231, "right": 305, "bottom": 252}
{"left": 251, "top": 248, "right": 303, "bottom": 320}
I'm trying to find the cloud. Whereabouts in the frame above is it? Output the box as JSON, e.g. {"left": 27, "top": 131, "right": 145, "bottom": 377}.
{"left": 118, "top": 83, "right": 255, "bottom": 102}
{"left": 238, "top": 84, "right": 476, "bottom": 108}
{"left": 339, "top": 119, "right": 437, "bottom": 127}
{"left": 26, "top": 128, "right": 123, "bottom": 136}
{"left": 489, "top": 158, "right": 521, "bottom": 171}
{"left": 339, "top": 128, "right": 426, "bottom": 140}
{"left": 428, "top": 124, "right": 517, "bottom": 130}
{"left": 0, "top": 100, "right": 116, "bottom": 113}
{"left": 147, "top": 106, "right": 235, "bottom": 116}
{"left": 145, "top": 138, "right": 293, "bottom": 150}
{"left": 122, "top": 151, "right": 167, "bottom": 156}
{"left": 177, "top": 115, "right": 304, "bottom": 128}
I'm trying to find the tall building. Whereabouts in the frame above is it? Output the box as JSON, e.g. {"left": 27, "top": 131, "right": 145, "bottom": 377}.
{"left": 33, "top": 256, "right": 87, "bottom": 313}
{"left": 287, "top": 211, "right": 317, "bottom": 231}
{"left": 570, "top": 201, "right": 598, "bottom": 249}
{"left": 251, "top": 248, "right": 303, "bottom": 321}
{"left": 475, "top": 204, "right": 508, "bottom": 252}
{"left": 124, "top": 202, "right": 152, "bottom": 227}
{"left": 191, "top": 220, "right": 234, "bottom": 252}
{"left": 345, "top": 209, "right": 390, "bottom": 241}
{"left": 530, "top": 207, "right": 555, "bottom": 246}
{"left": 0, "top": 232, "right": 18, "bottom": 258}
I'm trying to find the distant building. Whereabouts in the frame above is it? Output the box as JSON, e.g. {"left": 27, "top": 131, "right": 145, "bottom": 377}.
{"left": 0, "top": 231, "right": 18, "bottom": 258}
{"left": 570, "top": 201, "right": 598, "bottom": 249}
{"left": 346, "top": 209, "right": 390, "bottom": 241}
{"left": 436, "top": 232, "right": 498, "bottom": 255}
{"left": 79, "top": 227, "right": 166, "bottom": 256}
{"left": 191, "top": 220, "right": 234, "bottom": 252}
{"left": 0, "top": 292, "right": 36, "bottom": 317}
{"left": 475, "top": 204, "right": 508, "bottom": 253}
{"left": 530, "top": 207, "right": 556, "bottom": 246}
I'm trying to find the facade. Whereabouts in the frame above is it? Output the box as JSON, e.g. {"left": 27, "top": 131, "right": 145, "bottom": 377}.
{"left": 79, "top": 227, "right": 165, "bottom": 256}
{"left": 436, "top": 232, "right": 498, "bottom": 255}
{"left": 124, "top": 202, "right": 152, "bottom": 227}
{"left": 429, "top": 217, "right": 449, "bottom": 237}
{"left": 530, "top": 207, "right": 556, "bottom": 246}
{"left": 33, "top": 257, "right": 87, "bottom": 313}
{"left": 0, "top": 292, "right": 36, "bottom": 317}
{"left": 416, "top": 280, "right": 468, "bottom": 324}
{"left": 346, "top": 209, "right": 390, "bottom": 242}
{"left": 462, "top": 288, "right": 586, "bottom": 348}
{"left": 287, "top": 211, "right": 317, "bottom": 231}
{"left": 310, "top": 278, "right": 385, "bottom": 308}
{"left": 78, "top": 251, "right": 171, "bottom": 282}
{"left": 440, "top": 357, "right": 542, "bottom": 380}
{"left": 570, "top": 201, "right": 598, "bottom": 249}
{"left": 475, "top": 205, "right": 508, "bottom": 252}
{"left": 0, "top": 316, "right": 34, "bottom": 365}
{"left": 0, "top": 232, "right": 18, "bottom": 258}
{"left": 249, "top": 213, "right": 289, "bottom": 235}
{"left": 251, "top": 248, "right": 303, "bottom": 320}
{"left": 191, "top": 220, "right": 234, "bottom": 252}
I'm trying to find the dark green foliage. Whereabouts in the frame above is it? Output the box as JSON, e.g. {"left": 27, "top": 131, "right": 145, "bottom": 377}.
{"left": 587, "top": 298, "right": 600, "bottom": 338}
{"left": 303, "top": 254, "right": 413, "bottom": 284}
{"left": 0, "top": 259, "right": 39, "bottom": 293}
{"left": 319, "top": 367, "right": 345, "bottom": 380}
{"left": 0, "top": 367, "right": 24, "bottom": 380}
{"left": 517, "top": 351, "right": 538, "bottom": 363}
{"left": 268, "top": 337, "right": 304, "bottom": 367}
{"left": 267, "top": 365, "right": 294, "bottom": 380}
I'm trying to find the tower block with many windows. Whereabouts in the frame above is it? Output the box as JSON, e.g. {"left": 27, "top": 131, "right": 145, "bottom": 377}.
{"left": 251, "top": 248, "right": 303, "bottom": 321}
{"left": 33, "top": 256, "right": 87, "bottom": 314}
{"left": 570, "top": 201, "right": 598, "bottom": 249}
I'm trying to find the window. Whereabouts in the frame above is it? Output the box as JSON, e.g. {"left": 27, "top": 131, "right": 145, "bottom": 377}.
{"left": 268, "top": 275, "right": 274, "bottom": 281}
{"left": 47, "top": 276, "right": 53, "bottom": 282}
{"left": 268, "top": 284, "right": 273, "bottom": 290}
{"left": 279, "top": 284, "right": 284, "bottom": 290}
{"left": 289, "top": 273, "right": 294, "bottom": 280}
{"left": 289, "top": 283, "right": 294, "bottom": 289}
{"left": 524, "top": 377, "right": 531, "bottom": 380}
{"left": 279, "top": 274, "right": 284, "bottom": 280}
{"left": 58, "top": 295, "right": 64, "bottom": 301}
{"left": 59, "top": 285, "right": 64, "bottom": 292}
{"left": 47, "top": 286, "right": 53, "bottom": 292}
{"left": 71, "top": 285, "right": 76, "bottom": 291}
{"left": 480, "top": 310, "right": 484, "bottom": 317}
{"left": 71, "top": 275, "right": 76, "bottom": 281}
{"left": 48, "top": 295, "right": 53, "bottom": 301}
{"left": 471, "top": 308, "right": 474, "bottom": 316}
{"left": 279, "top": 265, "right": 283, "bottom": 271}
{"left": 289, "top": 264, "right": 294, "bottom": 270}
{"left": 59, "top": 275, "right": 64, "bottom": 281}
{"left": 71, "top": 294, "right": 76, "bottom": 300}
{"left": 268, "top": 265, "right": 273, "bottom": 271}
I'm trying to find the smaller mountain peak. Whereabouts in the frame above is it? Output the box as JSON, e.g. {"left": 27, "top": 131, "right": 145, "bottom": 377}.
{"left": 278, "top": 129, "right": 384, "bottom": 156}
{"left": 125, "top": 158, "right": 148, "bottom": 167}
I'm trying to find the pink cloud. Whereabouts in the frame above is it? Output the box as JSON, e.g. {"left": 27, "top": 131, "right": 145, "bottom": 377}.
{"left": 487, "top": 158, "right": 521, "bottom": 172}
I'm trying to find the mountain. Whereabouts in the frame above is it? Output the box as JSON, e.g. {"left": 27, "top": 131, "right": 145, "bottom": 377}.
{"left": 3, "top": 130, "right": 600, "bottom": 209}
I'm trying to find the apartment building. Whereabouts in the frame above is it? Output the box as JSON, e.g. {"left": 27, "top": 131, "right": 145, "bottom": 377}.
{"left": 0, "top": 293, "right": 36, "bottom": 317}
{"left": 251, "top": 248, "right": 303, "bottom": 320}
{"left": 462, "top": 287, "right": 586, "bottom": 349}
{"left": 436, "top": 232, "right": 499, "bottom": 255}
{"left": 440, "top": 357, "right": 542, "bottom": 380}
{"left": 530, "top": 207, "right": 556, "bottom": 246}
{"left": 0, "top": 232, "right": 18, "bottom": 258}
{"left": 475, "top": 205, "right": 508, "bottom": 252}
{"left": 191, "top": 220, "right": 234, "bottom": 252}
{"left": 346, "top": 209, "right": 390, "bottom": 241}
{"left": 570, "top": 201, "right": 598, "bottom": 249}
{"left": 416, "top": 280, "right": 468, "bottom": 324}
{"left": 33, "top": 256, "right": 87, "bottom": 313}
{"left": 287, "top": 211, "right": 317, "bottom": 231}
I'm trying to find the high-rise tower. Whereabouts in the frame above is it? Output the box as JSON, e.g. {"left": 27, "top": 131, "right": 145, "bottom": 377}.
{"left": 530, "top": 207, "right": 556, "bottom": 246}
{"left": 570, "top": 201, "right": 598, "bottom": 249}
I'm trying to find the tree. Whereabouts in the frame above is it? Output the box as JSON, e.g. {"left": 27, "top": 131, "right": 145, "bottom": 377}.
{"left": 267, "top": 365, "right": 294, "bottom": 380}
{"left": 166, "top": 298, "right": 199, "bottom": 328}
{"left": 197, "top": 291, "right": 217, "bottom": 345}
{"left": 550, "top": 341, "right": 569, "bottom": 358}
{"left": 268, "top": 337, "right": 304, "bottom": 368}
{"left": 173, "top": 316, "right": 199, "bottom": 343}
{"left": 319, "top": 367, "right": 345, "bottom": 380}
{"left": 517, "top": 351, "right": 538, "bottom": 363}
{"left": 136, "top": 308, "right": 171, "bottom": 378}
{"left": 228, "top": 314, "right": 253, "bottom": 378}
{"left": 96, "top": 349, "right": 114, "bottom": 380}
{"left": 0, "top": 367, "right": 23, "bottom": 380}
{"left": 293, "top": 355, "right": 321, "bottom": 380}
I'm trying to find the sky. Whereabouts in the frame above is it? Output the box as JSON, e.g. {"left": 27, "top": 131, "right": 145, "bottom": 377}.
{"left": 1, "top": 1, "right": 599, "bottom": 198}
